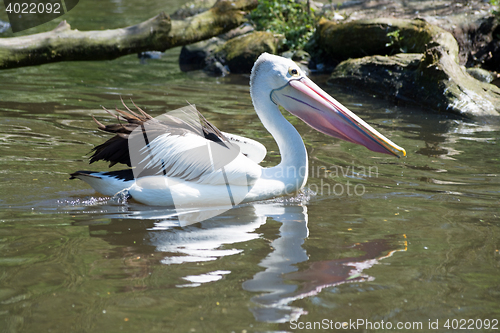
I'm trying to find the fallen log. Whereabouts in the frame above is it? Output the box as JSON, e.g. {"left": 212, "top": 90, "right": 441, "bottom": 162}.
{"left": 0, "top": 0, "right": 258, "bottom": 69}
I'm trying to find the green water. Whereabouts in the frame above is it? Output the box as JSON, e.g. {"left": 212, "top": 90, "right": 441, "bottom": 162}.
{"left": 1, "top": 1, "right": 500, "bottom": 332}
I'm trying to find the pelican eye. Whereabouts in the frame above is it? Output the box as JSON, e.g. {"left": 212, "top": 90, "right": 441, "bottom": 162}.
{"left": 288, "top": 68, "right": 299, "bottom": 77}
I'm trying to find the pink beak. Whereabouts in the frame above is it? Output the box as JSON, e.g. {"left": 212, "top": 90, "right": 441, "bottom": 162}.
{"left": 271, "top": 77, "right": 406, "bottom": 157}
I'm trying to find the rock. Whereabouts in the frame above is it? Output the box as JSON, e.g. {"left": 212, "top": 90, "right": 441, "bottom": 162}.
{"left": 415, "top": 46, "right": 500, "bottom": 116}
{"left": 328, "top": 52, "right": 421, "bottom": 105}
{"left": 292, "top": 50, "right": 311, "bottom": 63}
{"left": 328, "top": 47, "right": 500, "bottom": 117}
{"left": 315, "top": 0, "right": 498, "bottom": 70}
{"left": 314, "top": 16, "right": 500, "bottom": 117}
{"left": 179, "top": 23, "right": 254, "bottom": 72}
{"left": 314, "top": 17, "right": 459, "bottom": 65}
{"left": 215, "top": 31, "right": 283, "bottom": 73}
{"left": 180, "top": 29, "right": 283, "bottom": 75}
{"left": 282, "top": 49, "right": 310, "bottom": 62}
{"left": 179, "top": 37, "right": 226, "bottom": 72}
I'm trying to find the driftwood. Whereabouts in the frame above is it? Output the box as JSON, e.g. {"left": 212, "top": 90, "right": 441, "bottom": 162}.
{"left": 0, "top": 0, "right": 258, "bottom": 69}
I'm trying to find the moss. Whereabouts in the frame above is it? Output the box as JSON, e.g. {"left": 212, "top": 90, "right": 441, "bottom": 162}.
{"left": 217, "top": 31, "right": 283, "bottom": 73}
{"left": 316, "top": 18, "right": 459, "bottom": 63}
{"left": 329, "top": 48, "right": 500, "bottom": 117}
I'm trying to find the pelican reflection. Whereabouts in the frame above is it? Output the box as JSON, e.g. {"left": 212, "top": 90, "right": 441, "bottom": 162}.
{"left": 81, "top": 201, "right": 405, "bottom": 323}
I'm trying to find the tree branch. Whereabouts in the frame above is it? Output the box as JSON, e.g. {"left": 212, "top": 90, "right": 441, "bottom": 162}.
{"left": 0, "top": 0, "right": 258, "bottom": 69}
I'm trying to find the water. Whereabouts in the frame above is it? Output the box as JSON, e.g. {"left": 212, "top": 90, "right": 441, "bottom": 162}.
{"left": 1, "top": 1, "right": 500, "bottom": 332}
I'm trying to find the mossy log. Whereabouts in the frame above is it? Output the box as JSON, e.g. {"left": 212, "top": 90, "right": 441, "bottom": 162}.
{"left": 0, "top": 0, "right": 258, "bottom": 69}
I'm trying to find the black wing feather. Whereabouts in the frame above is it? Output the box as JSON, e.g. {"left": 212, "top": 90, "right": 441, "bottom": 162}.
{"left": 88, "top": 99, "right": 226, "bottom": 168}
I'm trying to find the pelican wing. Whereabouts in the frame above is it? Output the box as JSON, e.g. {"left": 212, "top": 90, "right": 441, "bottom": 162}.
{"left": 222, "top": 132, "right": 267, "bottom": 164}
{"left": 89, "top": 100, "right": 261, "bottom": 185}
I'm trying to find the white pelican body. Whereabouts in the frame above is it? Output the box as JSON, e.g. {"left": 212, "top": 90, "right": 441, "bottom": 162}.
{"left": 72, "top": 53, "right": 405, "bottom": 207}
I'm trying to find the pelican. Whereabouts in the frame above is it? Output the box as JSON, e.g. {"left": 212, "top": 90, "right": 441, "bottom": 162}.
{"left": 71, "top": 53, "right": 406, "bottom": 207}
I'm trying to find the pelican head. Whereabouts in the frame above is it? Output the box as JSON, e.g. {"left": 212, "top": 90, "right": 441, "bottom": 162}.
{"left": 250, "top": 53, "right": 406, "bottom": 157}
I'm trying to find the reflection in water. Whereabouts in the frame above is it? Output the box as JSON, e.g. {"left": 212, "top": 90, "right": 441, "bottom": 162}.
{"left": 399, "top": 110, "right": 500, "bottom": 159}
{"left": 0, "top": 2, "right": 498, "bottom": 329}
{"left": 242, "top": 207, "right": 405, "bottom": 323}
{"left": 255, "top": 239, "right": 405, "bottom": 322}
{"left": 149, "top": 205, "right": 267, "bottom": 265}
{"left": 82, "top": 200, "right": 405, "bottom": 323}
